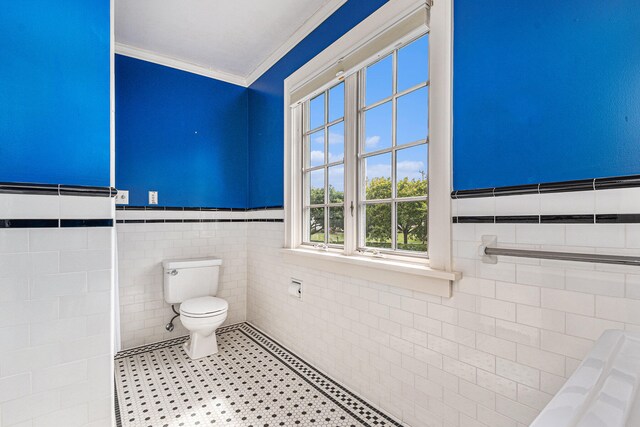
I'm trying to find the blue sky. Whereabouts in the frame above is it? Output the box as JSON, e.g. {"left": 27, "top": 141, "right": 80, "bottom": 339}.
{"left": 308, "top": 34, "right": 429, "bottom": 197}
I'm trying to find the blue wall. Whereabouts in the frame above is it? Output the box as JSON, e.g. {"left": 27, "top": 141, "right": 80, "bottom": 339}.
{"left": 0, "top": 0, "right": 111, "bottom": 186}
{"left": 454, "top": 0, "right": 640, "bottom": 190}
{"left": 116, "top": 0, "right": 640, "bottom": 204}
{"left": 247, "top": 0, "right": 389, "bottom": 208}
{"left": 115, "top": 55, "right": 248, "bottom": 207}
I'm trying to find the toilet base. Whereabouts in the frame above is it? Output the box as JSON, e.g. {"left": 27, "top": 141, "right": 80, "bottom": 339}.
{"left": 184, "top": 332, "right": 219, "bottom": 359}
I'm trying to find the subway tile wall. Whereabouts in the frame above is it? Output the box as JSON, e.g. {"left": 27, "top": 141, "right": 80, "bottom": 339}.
{"left": 116, "top": 222, "right": 247, "bottom": 349}
{"left": 0, "top": 226, "right": 113, "bottom": 427}
{"left": 246, "top": 193, "right": 640, "bottom": 427}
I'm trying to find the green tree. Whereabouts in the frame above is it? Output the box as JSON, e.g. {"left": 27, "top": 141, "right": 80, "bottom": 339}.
{"left": 310, "top": 185, "right": 344, "bottom": 205}
{"left": 396, "top": 174, "right": 428, "bottom": 250}
{"left": 328, "top": 207, "right": 344, "bottom": 244}
{"left": 307, "top": 175, "right": 427, "bottom": 251}
{"left": 365, "top": 174, "right": 428, "bottom": 251}
{"left": 309, "top": 185, "right": 344, "bottom": 242}
{"left": 309, "top": 207, "right": 324, "bottom": 239}
{"left": 363, "top": 177, "right": 392, "bottom": 246}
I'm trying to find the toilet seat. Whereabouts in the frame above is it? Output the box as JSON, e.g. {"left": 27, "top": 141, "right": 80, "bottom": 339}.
{"left": 180, "top": 296, "right": 228, "bottom": 318}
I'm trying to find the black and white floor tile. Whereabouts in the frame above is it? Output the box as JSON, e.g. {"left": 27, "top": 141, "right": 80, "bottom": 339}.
{"left": 115, "top": 323, "right": 404, "bottom": 427}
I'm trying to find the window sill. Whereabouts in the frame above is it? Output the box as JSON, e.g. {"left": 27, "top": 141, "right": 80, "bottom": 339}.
{"left": 280, "top": 248, "right": 460, "bottom": 297}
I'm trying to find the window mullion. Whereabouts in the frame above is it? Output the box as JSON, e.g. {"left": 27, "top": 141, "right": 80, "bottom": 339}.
{"left": 343, "top": 73, "right": 359, "bottom": 255}
{"left": 324, "top": 92, "right": 329, "bottom": 245}
{"left": 294, "top": 103, "right": 306, "bottom": 247}
{"left": 357, "top": 70, "right": 367, "bottom": 251}
{"left": 391, "top": 50, "right": 398, "bottom": 251}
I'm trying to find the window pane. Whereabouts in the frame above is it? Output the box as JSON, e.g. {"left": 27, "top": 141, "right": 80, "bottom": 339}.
{"left": 309, "top": 169, "right": 325, "bottom": 205}
{"left": 397, "top": 87, "right": 428, "bottom": 145}
{"left": 397, "top": 144, "right": 428, "bottom": 198}
{"left": 328, "top": 83, "right": 344, "bottom": 122}
{"left": 328, "top": 207, "right": 344, "bottom": 245}
{"left": 364, "top": 101, "right": 392, "bottom": 152}
{"left": 364, "top": 203, "right": 392, "bottom": 249}
{"left": 397, "top": 201, "right": 427, "bottom": 252}
{"left": 327, "top": 122, "right": 344, "bottom": 163}
{"left": 308, "top": 129, "right": 325, "bottom": 167}
{"left": 309, "top": 93, "right": 325, "bottom": 130}
{"left": 309, "top": 207, "right": 325, "bottom": 243}
{"left": 363, "top": 153, "right": 391, "bottom": 200}
{"left": 365, "top": 55, "right": 393, "bottom": 105}
{"left": 397, "top": 35, "right": 429, "bottom": 92}
{"left": 328, "top": 165, "right": 344, "bottom": 203}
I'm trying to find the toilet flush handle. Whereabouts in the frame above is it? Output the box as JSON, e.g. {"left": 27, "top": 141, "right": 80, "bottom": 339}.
{"left": 166, "top": 269, "right": 178, "bottom": 276}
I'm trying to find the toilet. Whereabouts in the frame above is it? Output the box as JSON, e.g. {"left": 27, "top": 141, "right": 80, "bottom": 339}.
{"left": 162, "top": 257, "right": 228, "bottom": 359}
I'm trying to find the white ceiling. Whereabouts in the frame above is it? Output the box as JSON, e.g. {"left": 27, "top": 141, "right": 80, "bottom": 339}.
{"left": 115, "top": 0, "right": 345, "bottom": 86}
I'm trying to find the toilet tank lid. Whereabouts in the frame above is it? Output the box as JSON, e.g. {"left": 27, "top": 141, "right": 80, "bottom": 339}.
{"left": 162, "top": 257, "right": 222, "bottom": 269}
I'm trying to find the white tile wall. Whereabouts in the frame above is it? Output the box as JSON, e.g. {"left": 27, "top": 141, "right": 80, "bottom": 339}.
{"left": 495, "top": 194, "right": 539, "bottom": 216}
{"left": 246, "top": 199, "right": 639, "bottom": 427}
{"left": 594, "top": 187, "right": 640, "bottom": 214}
{"left": 539, "top": 191, "right": 595, "bottom": 215}
{"left": 0, "top": 195, "right": 60, "bottom": 219}
{"left": 0, "top": 226, "right": 113, "bottom": 427}
{"left": 116, "top": 221, "right": 247, "bottom": 349}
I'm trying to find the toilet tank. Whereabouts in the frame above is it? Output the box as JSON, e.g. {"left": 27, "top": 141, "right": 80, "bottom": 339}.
{"left": 162, "top": 257, "right": 222, "bottom": 304}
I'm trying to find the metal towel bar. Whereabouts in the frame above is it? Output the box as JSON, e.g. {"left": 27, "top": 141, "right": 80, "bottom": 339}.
{"left": 480, "top": 235, "right": 640, "bottom": 266}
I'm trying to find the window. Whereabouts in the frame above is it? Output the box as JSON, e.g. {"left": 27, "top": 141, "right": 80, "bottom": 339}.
{"left": 301, "top": 35, "right": 429, "bottom": 257}
{"left": 284, "top": 0, "right": 455, "bottom": 295}
{"left": 360, "top": 36, "right": 429, "bottom": 255}
{"left": 303, "top": 83, "right": 346, "bottom": 247}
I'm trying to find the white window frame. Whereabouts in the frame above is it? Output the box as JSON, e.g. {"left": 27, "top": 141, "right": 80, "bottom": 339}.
{"left": 283, "top": 0, "right": 459, "bottom": 296}
{"left": 357, "top": 46, "right": 430, "bottom": 257}
{"left": 301, "top": 82, "right": 347, "bottom": 249}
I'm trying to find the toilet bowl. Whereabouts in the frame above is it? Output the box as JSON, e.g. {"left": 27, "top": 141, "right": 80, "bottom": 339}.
{"left": 162, "top": 257, "right": 227, "bottom": 360}
{"left": 179, "top": 296, "right": 228, "bottom": 359}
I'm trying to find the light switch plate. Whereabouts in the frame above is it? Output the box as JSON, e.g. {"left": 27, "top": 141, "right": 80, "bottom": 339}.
{"left": 148, "top": 191, "right": 158, "bottom": 205}
{"left": 115, "top": 190, "right": 129, "bottom": 205}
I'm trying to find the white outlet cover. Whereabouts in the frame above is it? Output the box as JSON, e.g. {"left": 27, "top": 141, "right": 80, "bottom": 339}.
{"left": 149, "top": 191, "right": 158, "bottom": 205}
{"left": 116, "top": 190, "right": 129, "bottom": 205}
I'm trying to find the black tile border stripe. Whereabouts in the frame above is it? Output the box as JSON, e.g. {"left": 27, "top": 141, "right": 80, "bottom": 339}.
{"left": 114, "top": 322, "right": 403, "bottom": 427}
{"left": 114, "top": 334, "right": 192, "bottom": 359}
{"left": 541, "top": 214, "right": 594, "bottom": 224}
{"left": 596, "top": 214, "right": 640, "bottom": 223}
{"left": 453, "top": 188, "right": 495, "bottom": 199}
{"left": 239, "top": 323, "right": 403, "bottom": 427}
{"left": 0, "top": 182, "right": 118, "bottom": 197}
{"left": 456, "top": 215, "right": 495, "bottom": 223}
{"left": 116, "top": 205, "right": 284, "bottom": 211}
{"left": 115, "top": 205, "right": 284, "bottom": 224}
{"left": 454, "top": 214, "right": 640, "bottom": 224}
{"left": 114, "top": 382, "right": 122, "bottom": 427}
{"left": 59, "top": 185, "right": 111, "bottom": 197}
{"left": 452, "top": 174, "right": 640, "bottom": 199}
{"left": 595, "top": 175, "right": 640, "bottom": 190}
{"left": 116, "top": 218, "right": 284, "bottom": 224}
{"left": 240, "top": 329, "right": 376, "bottom": 426}
{"left": 0, "top": 219, "right": 59, "bottom": 228}
{"left": 492, "top": 184, "right": 539, "bottom": 197}
{"left": 496, "top": 215, "right": 540, "bottom": 223}
{"left": 0, "top": 183, "right": 59, "bottom": 195}
{"left": 61, "top": 219, "right": 114, "bottom": 227}
{"left": 539, "top": 179, "right": 594, "bottom": 194}
{"left": 0, "top": 218, "right": 113, "bottom": 228}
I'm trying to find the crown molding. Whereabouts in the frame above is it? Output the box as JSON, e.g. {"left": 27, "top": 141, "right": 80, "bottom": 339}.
{"left": 115, "top": 43, "right": 248, "bottom": 87}
{"left": 116, "top": 0, "right": 348, "bottom": 87}
{"left": 244, "top": 0, "right": 348, "bottom": 86}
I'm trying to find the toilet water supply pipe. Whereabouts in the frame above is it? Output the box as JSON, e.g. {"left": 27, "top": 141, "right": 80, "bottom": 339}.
{"left": 166, "top": 305, "right": 180, "bottom": 332}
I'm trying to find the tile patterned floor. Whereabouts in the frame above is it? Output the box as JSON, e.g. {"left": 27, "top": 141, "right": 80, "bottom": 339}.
{"left": 115, "top": 323, "right": 404, "bottom": 427}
